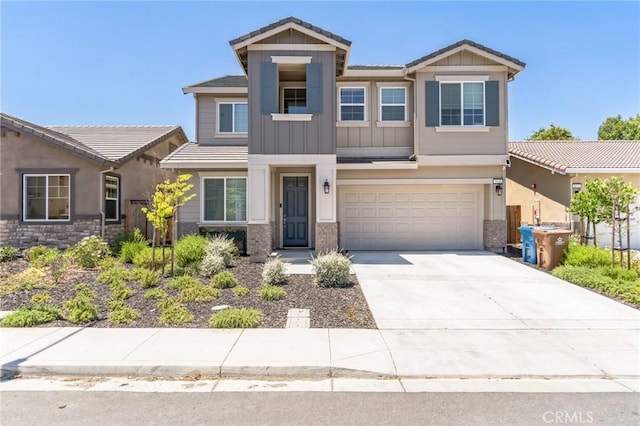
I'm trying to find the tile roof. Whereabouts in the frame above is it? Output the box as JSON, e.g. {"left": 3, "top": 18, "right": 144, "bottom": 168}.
{"left": 188, "top": 75, "right": 248, "bottom": 88}
{"left": 229, "top": 16, "right": 351, "bottom": 47}
{"left": 1, "top": 112, "right": 109, "bottom": 163}
{"left": 47, "top": 125, "right": 185, "bottom": 162}
{"left": 405, "top": 39, "right": 525, "bottom": 69}
{"left": 160, "top": 143, "right": 248, "bottom": 169}
{"left": 509, "top": 140, "right": 640, "bottom": 174}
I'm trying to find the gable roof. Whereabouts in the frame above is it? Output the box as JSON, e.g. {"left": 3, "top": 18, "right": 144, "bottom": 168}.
{"left": 509, "top": 140, "right": 640, "bottom": 174}
{"left": 48, "top": 125, "right": 187, "bottom": 163}
{"left": 405, "top": 39, "right": 525, "bottom": 78}
{"left": 1, "top": 112, "right": 109, "bottom": 164}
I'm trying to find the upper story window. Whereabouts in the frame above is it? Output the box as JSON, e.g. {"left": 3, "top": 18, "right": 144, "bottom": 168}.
{"left": 218, "top": 102, "right": 248, "bottom": 133}
{"left": 283, "top": 88, "right": 307, "bottom": 114}
{"left": 202, "top": 177, "right": 247, "bottom": 222}
{"left": 380, "top": 87, "right": 406, "bottom": 121}
{"left": 23, "top": 174, "right": 70, "bottom": 221}
{"left": 440, "top": 82, "right": 484, "bottom": 126}
{"left": 105, "top": 175, "right": 119, "bottom": 221}
{"left": 339, "top": 87, "right": 366, "bottom": 121}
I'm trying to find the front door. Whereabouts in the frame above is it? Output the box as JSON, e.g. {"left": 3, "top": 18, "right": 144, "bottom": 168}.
{"left": 283, "top": 176, "right": 309, "bottom": 247}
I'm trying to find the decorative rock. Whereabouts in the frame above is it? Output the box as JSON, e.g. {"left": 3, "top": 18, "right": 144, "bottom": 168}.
{"left": 211, "top": 305, "right": 230, "bottom": 312}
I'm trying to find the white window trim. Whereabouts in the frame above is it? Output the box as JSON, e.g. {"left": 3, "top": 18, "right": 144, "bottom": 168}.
{"left": 23, "top": 174, "right": 71, "bottom": 222}
{"left": 216, "top": 100, "right": 248, "bottom": 135}
{"left": 105, "top": 175, "right": 119, "bottom": 222}
{"left": 338, "top": 86, "right": 367, "bottom": 123}
{"left": 270, "top": 56, "right": 312, "bottom": 64}
{"left": 379, "top": 87, "right": 407, "bottom": 123}
{"left": 439, "top": 81, "right": 486, "bottom": 127}
{"left": 200, "top": 176, "right": 248, "bottom": 224}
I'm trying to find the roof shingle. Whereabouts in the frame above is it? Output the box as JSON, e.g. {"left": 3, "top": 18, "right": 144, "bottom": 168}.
{"left": 406, "top": 39, "right": 525, "bottom": 69}
{"left": 160, "top": 143, "right": 248, "bottom": 169}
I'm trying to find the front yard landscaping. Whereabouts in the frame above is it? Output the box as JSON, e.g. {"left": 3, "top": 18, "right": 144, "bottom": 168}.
{"left": 0, "top": 235, "right": 375, "bottom": 329}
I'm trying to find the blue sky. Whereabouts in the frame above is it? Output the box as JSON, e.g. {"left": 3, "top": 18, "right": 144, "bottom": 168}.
{"left": 1, "top": 1, "right": 638, "bottom": 141}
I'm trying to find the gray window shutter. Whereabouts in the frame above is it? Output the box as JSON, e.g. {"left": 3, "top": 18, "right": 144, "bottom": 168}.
{"left": 306, "top": 63, "right": 322, "bottom": 114}
{"left": 485, "top": 80, "right": 499, "bottom": 126}
{"left": 425, "top": 81, "right": 440, "bottom": 127}
{"left": 260, "top": 62, "right": 278, "bottom": 114}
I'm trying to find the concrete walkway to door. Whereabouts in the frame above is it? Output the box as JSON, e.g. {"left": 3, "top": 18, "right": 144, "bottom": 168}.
{"left": 350, "top": 251, "right": 640, "bottom": 378}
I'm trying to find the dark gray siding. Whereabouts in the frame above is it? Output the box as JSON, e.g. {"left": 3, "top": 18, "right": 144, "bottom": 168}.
{"left": 248, "top": 50, "right": 336, "bottom": 155}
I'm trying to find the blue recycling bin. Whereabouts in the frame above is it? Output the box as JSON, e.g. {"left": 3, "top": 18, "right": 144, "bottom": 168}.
{"left": 518, "top": 226, "right": 555, "bottom": 264}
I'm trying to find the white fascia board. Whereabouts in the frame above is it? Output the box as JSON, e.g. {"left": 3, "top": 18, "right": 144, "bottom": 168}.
{"left": 231, "top": 22, "right": 351, "bottom": 52}
{"left": 182, "top": 87, "right": 248, "bottom": 94}
{"left": 271, "top": 56, "right": 312, "bottom": 64}
{"left": 418, "top": 155, "right": 509, "bottom": 166}
{"left": 248, "top": 154, "right": 337, "bottom": 166}
{"left": 343, "top": 69, "right": 405, "bottom": 77}
{"left": 406, "top": 44, "right": 523, "bottom": 74}
{"left": 160, "top": 162, "right": 248, "bottom": 170}
{"left": 249, "top": 44, "right": 336, "bottom": 51}
{"left": 566, "top": 168, "right": 640, "bottom": 174}
{"left": 337, "top": 178, "right": 493, "bottom": 185}
{"left": 336, "top": 162, "right": 418, "bottom": 170}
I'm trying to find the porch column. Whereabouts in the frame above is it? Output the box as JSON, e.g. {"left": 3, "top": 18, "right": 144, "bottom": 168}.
{"left": 315, "top": 164, "right": 338, "bottom": 253}
{"left": 247, "top": 164, "right": 272, "bottom": 261}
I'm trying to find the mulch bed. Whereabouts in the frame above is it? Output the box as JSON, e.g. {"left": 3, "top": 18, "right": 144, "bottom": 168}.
{"left": 0, "top": 257, "right": 376, "bottom": 329}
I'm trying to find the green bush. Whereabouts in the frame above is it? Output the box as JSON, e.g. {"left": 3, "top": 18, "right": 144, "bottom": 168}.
{"left": 158, "top": 297, "right": 194, "bottom": 325}
{"left": 97, "top": 267, "right": 131, "bottom": 286}
{"left": 1, "top": 306, "right": 63, "bottom": 327}
{"left": 0, "top": 246, "right": 20, "bottom": 262}
{"left": 205, "top": 235, "right": 238, "bottom": 267}
{"left": 65, "top": 236, "right": 110, "bottom": 268}
{"left": 564, "top": 243, "right": 611, "bottom": 268}
{"left": 30, "top": 292, "right": 53, "bottom": 305}
{"left": 3, "top": 268, "right": 51, "bottom": 292}
{"left": 232, "top": 286, "right": 250, "bottom": 297}
{"left": 98, "top": 256, "right": 120, "bottom": 271}
{"left": 111, "top": 228, "right": 147, "bottom": 256}
{"left": 110, "top": 281, "right": 134, "bottom": 300}
{"left": 180, "top": 284, "right": 220, "bottom": 303}
{"left": 200, "top": 253, "right": 226, "bottom": 277}
{"left": 107, "top": 300, "right": 141, "bottom": 325}
{"left": 27, "top": 246, "right": 59, "bottom": 268}
{"left": 138, "top": 268, "right": 162, "bottom": 288}
{"left": 144, "top": 288, "right": 168, "bottom": 300}
{"left": 311, "top": 250, "right": 352, "bottom": 288}
{"left": 63, "top": 284, "right": 98, "bottom": 324}
{"left": 553, "top": 265, "right": 640, "bottom": 305}
{"left": 258, "top": 284, "right": 288, "bottom": 301}
{"left": 209, "top": 308, "right": 263, "bottom": 328}
{"left": 120, "top": 241, "right": 148, "bottom": 264}
{"left": 210, "top": 271, "right": 238, "bottom": 289}
{"left": 175, "top": 234, "right": 208, "bottom": 268}
{"left": 167, "top": 275, "right": 200, "bottom": 291}
{"left": 132, "top": 247, "right": 171, "bottom": 270}
{"left": 598, "top": 265, "right": 639, "bottom": 281}
{"left": 262, "top": 257, "right": 287, "bottom": 286}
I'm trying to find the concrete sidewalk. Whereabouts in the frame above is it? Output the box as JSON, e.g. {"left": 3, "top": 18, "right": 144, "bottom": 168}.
{"left": 2, "top": 326, "right": 639, "bottom": 386}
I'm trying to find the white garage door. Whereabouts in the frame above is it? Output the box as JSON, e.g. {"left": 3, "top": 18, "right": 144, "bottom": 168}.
{"left": 339, "top": 184, "right": 483, "bottom": 250}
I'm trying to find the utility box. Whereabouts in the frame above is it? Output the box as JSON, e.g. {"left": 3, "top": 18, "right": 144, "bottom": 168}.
{"left": 533, "top": 229, "right": 571, "bottom": 271}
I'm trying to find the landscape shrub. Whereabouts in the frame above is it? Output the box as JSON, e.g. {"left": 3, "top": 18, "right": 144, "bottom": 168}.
{"left": 204, "top": 235, "right": 238, "bottom": 267}
{"left": 63, "top": 284, "right": 98, "bottom": 324}
{"left": 262, "top": 257, "right": 287, "bottom": 286}
{"left": 311, "top": 250, "right": 352, "bottom": 288}
{"left": 598, "top": 265, "right": 639, "bottom": 281}
{"left": 107, "top": 300, "right": 141, "bottom": 325}
{"left": 65, "top": 236, "right": 110, "bottom": 268}
{"left": 120, "top": 241, "right": 148, "bottom": 264}
{"left": 132, "top": 247, "right": 171, "bottom": 271}
{"left": 210, "top": 271, "right": 238, "bottom": 289}
{"left": 1, "top": 268, "right": 51, "bottom": 293}
{"left": 209, "top": 308, "right": 262, "bottom": 328}
{"left": 232, "top": 286, "right": 250, "bottom": 297}
{"left": 179, "top": 284, "right": 220, "bottom": 303}
{"left": 157, "top": 297, "right": 194, "bottom": 325}
{"left": 110, "top": 281, "right": 134, "bottom": 300}
{"left": 167, "top": 275, "right": 200, "bottom": 291}
{"left": 97, "top": 267, "right": 131, "bottom": 286}
{"left": 144, "top": 288, "right": 168, "bottom": 300}
{"left": 258, "top": 284, "right": 287, "bottom": 301}
{"left": 27, "top": 246, "right": 59, "bottom": 268}
{"left": 137, "top": 268, "right": 162, "bottom": 288}
{"left": 98, "top": 256, "right": 120, "bottom": 271}
{"left": 200, "top": 253, "right": 226, "bottom": 277}
{"left": 553, "top": 265, "right": 640, "bottom": 305}
{"left": 111, "top": 228, "right": 147, "bottom": 256}
{"left": 563, "top": 243, "right": 611, "bottom": 268}
{"left": 30, "top": 292, "right": 53, "bottom": 306}
{"left": 175, "top": 234, "right": 208, "bottom": 268}
{"left": 0, "top": 247, "right": 20, "bottom": 262}
{"left": 1, "top": 306, "right": 63, "bottom": 327}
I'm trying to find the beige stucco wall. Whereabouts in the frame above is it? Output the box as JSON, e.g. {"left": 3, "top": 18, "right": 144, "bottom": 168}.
{"left": 0, "top": 130, "right": 102, "bottom": 217}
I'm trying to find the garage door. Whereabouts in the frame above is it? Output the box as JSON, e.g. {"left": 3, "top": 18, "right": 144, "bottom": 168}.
{"left": 339, "top": 184, "right": 483, "bottom": 250}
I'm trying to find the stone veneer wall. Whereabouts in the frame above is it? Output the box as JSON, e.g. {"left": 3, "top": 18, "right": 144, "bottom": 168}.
{"left": 315, "top": 222, "right": 338, "bottom": 253}
{"left": 483, "top": 219, "right": 506, "bottom": 253}
{"left": 0, "top": 219, "right": 122, "bottom": 248}
{"left": 247, "top": 223, "right": 272, "bottom": 262}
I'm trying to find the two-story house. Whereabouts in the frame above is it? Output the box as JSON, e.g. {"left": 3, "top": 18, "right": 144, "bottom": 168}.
{"left": 160, "top": 17, "right": 525, "bottom": 259}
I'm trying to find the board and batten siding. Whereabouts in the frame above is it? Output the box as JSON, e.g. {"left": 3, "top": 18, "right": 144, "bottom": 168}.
{"left": 335, "top": 79, "right": 413, "bottom": 155}
{"left": 176, "top": 172, "right": 200, "bottom": 224}
{"left": 248, "top": 50, "right": 336, "bottom": 155}
{"left": 196, "top": 94, "right": 248, "bottom": 146}
{"left": 416, "top": 70, "right": 508, "bottom": 156}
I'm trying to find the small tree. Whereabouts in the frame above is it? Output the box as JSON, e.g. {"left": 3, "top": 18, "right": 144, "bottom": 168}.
{"left": 597, "top": 114, "right": 640, "bottom": 140}
{"left": 598, "top": 177, "right": 638, "bottom": 267}
{"left": 527, "top": 124, "right": 577, "bottom": 141}
{"left": 569, "top": 178, "right": 607, "bottom": 246}
{"left": 142, "top": 174, "right": 196, "bottom": 275}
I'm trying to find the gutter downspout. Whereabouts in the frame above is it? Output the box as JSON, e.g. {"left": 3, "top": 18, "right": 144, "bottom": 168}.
{"left": 403, "top": 71, "right": 418, "bottom": 161}
{"left": 99, "top": 167, "right": 114, "bottom": 239}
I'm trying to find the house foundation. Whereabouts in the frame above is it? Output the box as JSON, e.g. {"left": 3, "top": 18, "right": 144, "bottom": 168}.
{"left": 247, "top": 223, "right": 272, "bottom": 262}
{"left": 315, "top": 222, "right": 338, "bottom": 253}
{"left": 483, "top": 219, "right": 507, "bottom": 253}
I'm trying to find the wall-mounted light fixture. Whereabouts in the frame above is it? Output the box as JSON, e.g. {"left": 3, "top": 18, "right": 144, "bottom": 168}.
{"left": 493, "top": 178, "right": 504, "bottom": 197}
{"left": 572, "top": 182, "right": 582, "bottom": 194}
{"left": 323, "top": 179, "right": 330, "bottom": 194}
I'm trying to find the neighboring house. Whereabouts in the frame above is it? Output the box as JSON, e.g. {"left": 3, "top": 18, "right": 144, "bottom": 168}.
{"left": 506, "top": 140, "right": 640, "bottom": 249}
{"left": 0, "top": 113, "right": 188, "bottom": 248}
{"left": 161, "top": 17, "right": 525, "bottom": 258}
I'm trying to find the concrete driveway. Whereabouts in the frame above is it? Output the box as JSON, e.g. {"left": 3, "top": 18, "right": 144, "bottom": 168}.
{"left": 351, "top": 251, "right": 640, "bottom": 378}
